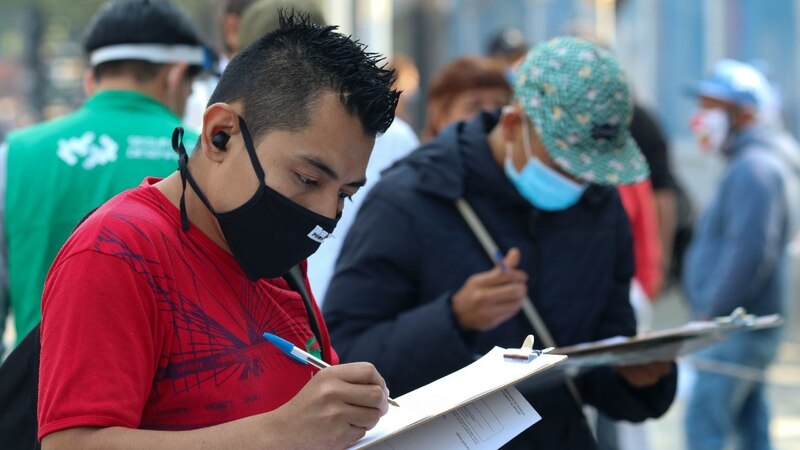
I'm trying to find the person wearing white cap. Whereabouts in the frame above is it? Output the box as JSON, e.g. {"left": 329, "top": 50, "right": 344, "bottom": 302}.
{"left": 684, "top": 59, "right": 800, "bottom": 450}
{"left": 0, "top": 0, "right": 206, "bottom": 349}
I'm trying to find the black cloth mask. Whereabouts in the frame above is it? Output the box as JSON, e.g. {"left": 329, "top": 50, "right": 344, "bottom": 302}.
{"left": 172, "top": 117, "right": 337, "bottom": 280}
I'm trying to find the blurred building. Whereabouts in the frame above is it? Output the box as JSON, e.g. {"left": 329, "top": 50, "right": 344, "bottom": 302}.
{"left": 1, "top": 0, "right": 799, "bottom": 161}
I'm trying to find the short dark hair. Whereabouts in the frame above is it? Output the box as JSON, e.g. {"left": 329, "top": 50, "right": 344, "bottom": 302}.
{"left": 84, "top": 0, "right": 202, "bottom": 81}
{"left": 209, "top": 11, "right": 399, "bottom": 140}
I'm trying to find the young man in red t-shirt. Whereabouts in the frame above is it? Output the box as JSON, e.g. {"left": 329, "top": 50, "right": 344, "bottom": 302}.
{"left": 38, "top": 6, "right": 400, "bottom": 449}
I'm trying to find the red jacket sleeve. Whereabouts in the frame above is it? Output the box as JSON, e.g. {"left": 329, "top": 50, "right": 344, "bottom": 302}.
{"left": 617, "top": 181, "right": 663, "bottom": 300}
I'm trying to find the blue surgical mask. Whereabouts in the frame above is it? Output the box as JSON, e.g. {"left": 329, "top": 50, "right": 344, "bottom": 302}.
{"left": 504, "top": 126, "right": 587, "bottom": 211}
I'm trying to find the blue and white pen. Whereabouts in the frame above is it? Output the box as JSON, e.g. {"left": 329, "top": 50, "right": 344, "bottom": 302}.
{"left": 494, "top": 249, "right": 509, "bottom": 272}
{"left": 263, "top": 332, "right": 400, "bottom": 407}
{"left": 263, "top": 332, "right": 329, "bottom": 369}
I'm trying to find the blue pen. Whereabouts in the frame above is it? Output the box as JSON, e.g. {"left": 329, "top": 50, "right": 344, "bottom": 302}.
{"left": 263, "top": 332, "right": 329, "bottom": 369}
{"left": 494, "top": 249, "right": 509, "bottom": 272}
{"left": 263, "top": 332, "right": 400, "bottom": 406}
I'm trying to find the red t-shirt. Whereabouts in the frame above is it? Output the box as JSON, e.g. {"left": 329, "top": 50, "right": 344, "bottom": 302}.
{"left": 38, "top": 178, "right": 338, "bottom": 439}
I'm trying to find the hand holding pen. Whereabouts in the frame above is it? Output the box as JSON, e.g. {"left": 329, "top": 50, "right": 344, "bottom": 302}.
{"left": 451, "top": 247, "right": 528, "bottom": 332}
{"left": 264, "top": 332, "right": 399, "bottom": 407}
{"left": 263, "top": 332, "right": 393, "bottom": 448}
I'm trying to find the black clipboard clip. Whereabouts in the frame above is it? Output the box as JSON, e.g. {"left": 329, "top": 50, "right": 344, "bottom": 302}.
{"left": 503, "top": 334, "right": 554, "bottom": 362}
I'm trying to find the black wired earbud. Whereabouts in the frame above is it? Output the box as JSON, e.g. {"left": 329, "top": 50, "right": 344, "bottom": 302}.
{"left": 211, "top": 131, "right": 230, "bottom": 149}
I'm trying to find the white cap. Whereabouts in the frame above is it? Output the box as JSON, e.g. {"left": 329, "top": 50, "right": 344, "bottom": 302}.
{"left": 89, "top": 43, "right": 205, "bottom": 67}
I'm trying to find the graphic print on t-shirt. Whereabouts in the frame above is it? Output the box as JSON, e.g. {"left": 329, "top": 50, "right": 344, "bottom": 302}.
{"left": 92, "top": 205, "right": 321, "bottom": 429}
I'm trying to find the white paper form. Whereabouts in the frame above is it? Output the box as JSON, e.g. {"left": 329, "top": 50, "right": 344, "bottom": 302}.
{"left": 369, "top": 387, "right": 540, "bottom": 450}
{"left": 349, "top": 347, "right": 566, "bottom": 449}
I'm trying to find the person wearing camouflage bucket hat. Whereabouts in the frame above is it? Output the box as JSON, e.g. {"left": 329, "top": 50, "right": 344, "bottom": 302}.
{"left": 511, "top": 36, "right": 649, "bottom": 188}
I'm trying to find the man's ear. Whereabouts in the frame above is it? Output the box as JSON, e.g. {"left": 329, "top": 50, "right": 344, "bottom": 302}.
{"left": 166, "top": 62, "right": 189, "bottom": 89}
{"left": 201, "top": 103, "right": 241, "bottom": 163}
{"left": 731, "top": 105, "right": 757, "bottom": 129}
{"left": 161, "top": 62, "right": 191, "bottom": 117}
{"left": 499, "top": 104, "right": 524, "bottom": 142}
{"left": 83, "top": 69, "right": 96, "bottom": 97}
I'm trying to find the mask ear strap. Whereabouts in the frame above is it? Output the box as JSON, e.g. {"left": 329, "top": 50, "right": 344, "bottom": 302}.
{"left": 172, "top": 127, "right": 192, "bottom": 231}
{"left": 238, "top": 116, "right": 266, "bottom": 184}
{"left": 172, "top": 127, "right": 217, "bottom": 231}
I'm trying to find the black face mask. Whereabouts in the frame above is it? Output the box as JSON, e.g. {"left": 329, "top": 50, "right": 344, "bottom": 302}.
{"left": 172, "top": 117, "right": 337, "bottom": 280}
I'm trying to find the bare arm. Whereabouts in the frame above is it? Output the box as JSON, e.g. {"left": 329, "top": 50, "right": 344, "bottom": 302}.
{"left": 42, "top": 363, "right": 389, "bottom": 450}
{"left": 43, "top": 416, "right": 276, "bottom": 450}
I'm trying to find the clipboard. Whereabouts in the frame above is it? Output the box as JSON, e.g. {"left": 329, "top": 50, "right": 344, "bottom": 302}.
{"left": 553, "top": 308, "right": 783, "bottom": 369}
{"left": 350, "top": 335, "right": 567, "bottom": 449}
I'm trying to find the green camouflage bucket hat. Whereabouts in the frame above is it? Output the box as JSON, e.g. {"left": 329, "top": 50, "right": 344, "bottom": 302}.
{"left": 514, "top": 36, "right": 648, "bottom": 185}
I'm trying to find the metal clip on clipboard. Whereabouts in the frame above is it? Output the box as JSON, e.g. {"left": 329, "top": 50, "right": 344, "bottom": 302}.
{"left": 714, "top": 307, "right": 757, "bottom": 327}
{"left": 503, "top": 335, "right": 555, "bottom": 362}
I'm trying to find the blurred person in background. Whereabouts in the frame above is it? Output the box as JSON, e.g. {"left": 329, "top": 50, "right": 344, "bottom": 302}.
{"left": 183, "top": 0, "right": 257, "bottom": 130}
{"left": 422, "top": 55, "right": 512, "bottom": 140}
{"left": 237, "top": 0, "right": 325, "bottom": 50}
{"left": 324, "top": 36, "right": 676, "bottom": 449}
{"left": 616, "top": 174, "right": 661, "bottom": 332}
{"left": 184, "top": 0, "right": 325, "bottom": 131}
{"left": 0, "top": 0, "right": 204, "bottom": 348}
{"left": 387, "top": 54, "right": 420, "bottom": 126}
{"left": 487, "top": 26, "right": 529, "bottom": 84}
{"left": 220, "top": 0, "right": 256, "bottom": 66}
{"left": 630, "top": 103, "right": 692, "bottom": 292}
{"left": 684, "top": 59, "right": 800, "bottom": 450}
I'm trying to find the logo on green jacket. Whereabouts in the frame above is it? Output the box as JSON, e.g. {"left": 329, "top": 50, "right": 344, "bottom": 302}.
{"left": 57, "top": 131, "right": 118, "bottom": 170}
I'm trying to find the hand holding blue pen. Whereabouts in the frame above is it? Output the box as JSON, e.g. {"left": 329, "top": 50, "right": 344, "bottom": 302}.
{"left": 494, "top": 249, "right": 509, "bottom": 272}
{"left": 264, "top": 332, "right": 400, "bottom": 407}
{"left": 452, "top": 247, "right": 528, "bottom": 331}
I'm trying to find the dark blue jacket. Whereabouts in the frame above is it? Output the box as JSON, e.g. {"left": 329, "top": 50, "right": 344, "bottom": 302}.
{"left": 323, "top": 111, "right": 677, "bottom": 449}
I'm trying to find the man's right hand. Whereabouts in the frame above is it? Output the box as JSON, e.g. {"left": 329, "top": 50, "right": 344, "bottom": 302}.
{"left": 451, "top": 248, "right": 529, "bottom": 332}
{"left": 270, "top": 362, "right": 390, "bottom": 449}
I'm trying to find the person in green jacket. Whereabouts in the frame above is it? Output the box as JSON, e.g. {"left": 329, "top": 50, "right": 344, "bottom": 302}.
{"left": 0, "top": 0, "right": 205, "bottom": 349}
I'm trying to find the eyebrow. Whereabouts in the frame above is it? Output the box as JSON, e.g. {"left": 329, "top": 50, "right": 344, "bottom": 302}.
{"left": 299, "top": 154, "right": 367, "bottom": 188}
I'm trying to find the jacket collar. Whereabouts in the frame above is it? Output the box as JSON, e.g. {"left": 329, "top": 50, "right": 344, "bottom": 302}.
{"left": 401, "top": 110, "right": 526, "bottom": 205}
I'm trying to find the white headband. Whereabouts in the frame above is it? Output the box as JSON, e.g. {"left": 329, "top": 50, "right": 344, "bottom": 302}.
{"left": 89, "top": 44, "right": 205, "bottom": 67}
